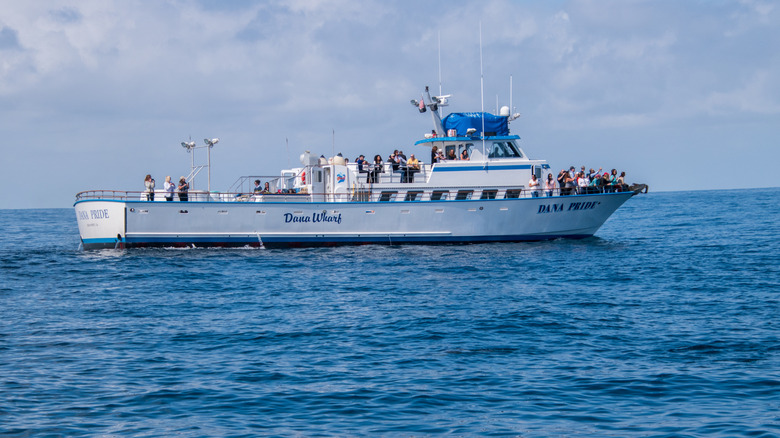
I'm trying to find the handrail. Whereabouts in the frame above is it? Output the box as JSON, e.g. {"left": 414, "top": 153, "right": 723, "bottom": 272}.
{"left": 228, "top": 169, "right": 304, "bottom": 194}
{"left": 75, "top": 184, "right": 640, "bottom": 203}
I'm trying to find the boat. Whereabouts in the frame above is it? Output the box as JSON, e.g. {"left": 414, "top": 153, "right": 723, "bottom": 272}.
{"left": 74, "top": 86, "right": 646, "bottom": 249}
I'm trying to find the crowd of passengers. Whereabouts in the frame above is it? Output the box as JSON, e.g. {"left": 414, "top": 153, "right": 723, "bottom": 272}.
{"left": 144, "top": 161, "right": 628, "bottom": 201}
{"left": 528, "top": 166, "right": 629, "bottom": 197}
{"left": 353, "top": 146, "right": 470, "bottom": 184}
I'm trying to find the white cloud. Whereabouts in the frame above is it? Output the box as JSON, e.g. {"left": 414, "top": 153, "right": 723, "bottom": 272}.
{"left": 700, "top": 70, "right": 780, "bottom": 115}
{"left": 0, "top": 0, "right": 779, "bottom": 208}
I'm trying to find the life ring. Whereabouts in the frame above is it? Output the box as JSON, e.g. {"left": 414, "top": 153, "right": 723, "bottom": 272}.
{"left": 301, "top": 171, "right": 306, "bottom": 184}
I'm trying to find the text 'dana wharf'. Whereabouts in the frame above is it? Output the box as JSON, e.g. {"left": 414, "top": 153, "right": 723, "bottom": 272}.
{"left": 537, "top": 201, "right": 601, "bottom": 214}
{"left": 284, "top": 212, "right": 343, "bottom": 224}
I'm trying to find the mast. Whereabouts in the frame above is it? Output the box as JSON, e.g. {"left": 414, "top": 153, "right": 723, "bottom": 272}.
{"left": 424, "top": 86, "right": 445, "bottom": 135}
{"left": 479, "top": 22, "right": 486, "bottom": 158}
{"left": 438, "top": 31, "right": 443, "bottom": 118}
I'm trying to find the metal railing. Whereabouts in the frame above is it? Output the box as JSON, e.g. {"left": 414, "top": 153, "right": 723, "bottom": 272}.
{"left": 76, "top": 184, "right": 638, "bottom": 204}
{"left": 350, "top": 162, "right": 429, "bottom": 184}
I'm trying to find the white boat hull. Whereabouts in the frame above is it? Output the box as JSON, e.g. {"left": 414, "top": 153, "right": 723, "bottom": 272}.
{"left": 74, "top": 192, "right": 634, "bottom": 249}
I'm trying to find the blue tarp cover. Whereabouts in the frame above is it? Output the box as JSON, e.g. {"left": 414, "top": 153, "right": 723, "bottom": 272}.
{"left": 441, "top": 112, "right": 509, "bottom": 136}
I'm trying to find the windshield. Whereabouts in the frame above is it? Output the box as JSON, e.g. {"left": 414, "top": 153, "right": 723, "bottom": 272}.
{"left": 487, "top": 141, "right": 523, "bottom": 158}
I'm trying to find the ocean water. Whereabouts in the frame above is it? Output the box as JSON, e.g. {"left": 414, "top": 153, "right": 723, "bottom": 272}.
{"left": 1, "top": 188, "right": 778, "bottom": 437}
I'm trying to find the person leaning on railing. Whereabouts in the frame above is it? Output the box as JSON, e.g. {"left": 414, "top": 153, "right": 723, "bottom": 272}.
{"left": 407, "top": 154, "right": 420, "bottom": 183}
{"left": 178, "top": 176, "right": 189, "bottom": 202}
{"left": 144, "top": 174, "right": 155, "bottom": 201}
{"left": 528, "top": 174, "right": 540, "bottom": 197}
{"left": 368, "top": 155, "right": 383, "bottom": 183}
{"left": 164, "top": 176, "right": 175, "bottom": 201}
{"left": 545, "top": 174, "right": 556, "bottom": 197}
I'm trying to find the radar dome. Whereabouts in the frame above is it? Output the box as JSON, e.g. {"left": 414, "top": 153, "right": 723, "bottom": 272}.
{"left": 499, "top": 106, "right": 510, "bottom": 117}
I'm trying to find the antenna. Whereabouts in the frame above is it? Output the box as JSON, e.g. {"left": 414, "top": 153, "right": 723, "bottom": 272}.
{"left": 508, "top": 75, "right": 521, "bottom": 121}
{"left": 438, "top": 31, "right": 443, "bottom": 117}
{"left": 479, "top": 22, "right": 486, "bottom": 159}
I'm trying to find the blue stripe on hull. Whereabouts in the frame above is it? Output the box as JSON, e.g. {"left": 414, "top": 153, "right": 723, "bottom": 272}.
{"left": 82, "top": 234, "right": 593, "bottom": 250}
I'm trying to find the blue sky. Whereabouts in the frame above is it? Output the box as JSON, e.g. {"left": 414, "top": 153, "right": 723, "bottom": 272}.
{"left": 1, "top": 0, "right": 778, "bottom": 209}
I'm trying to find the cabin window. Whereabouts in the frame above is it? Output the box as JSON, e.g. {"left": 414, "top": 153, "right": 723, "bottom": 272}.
{"left": 444, "top": 145, "right": 457, "bottom": 160}
{"left": 505, "top": 189, "right": 522, "bottom": 199}
{"left": 507, "top": 141, "right": 523, "bottom": 158}
{"left": 488, "top": 141, "right": 522, "bottom": 158}
{"left": 480, "top": 189, "right": 498, "bottom": 200}
{"left": 431, "top": 190, "right": 449, "bottom": 201}
{"left": 404, "top": 191, "right": 423, "bottom": 201}
{"left": 458, "top": 143, "right": 474, "bottom": 158}
{"left": 379, "top": 191, "right": 397, "bottom": 202}
{"left": 455, "top": 190, "right": 473, "bottom": 200}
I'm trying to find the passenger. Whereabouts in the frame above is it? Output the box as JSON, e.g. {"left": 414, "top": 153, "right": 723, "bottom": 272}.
{"left": 144, "top": 174, "right": 155, "bottom": 201}
{"left": 577, "top": 171, "right": 589, "bottom": 194}
{"left": 368, "top": 154, "right": 383, "bottom": 183}
{"left": 356, "top": 155, "right": 367, "bottom": 173}
{"left": 545, "top": 174, "right": 555, "bottom": 197}
{"left": 602, "top": 172, "right": 613, "bottom": 192}
{"left": 528, "top": 174, "right": 540, "bottom": 197}
{"left": 569, "top": 166, "right": 576, "bottom": 179}
{"left": 436, "top": 150, "right": 445, "bottom": 162}
{"left": 397, "top": 152, "right": 408, "bottom": 182}
{"left": 253, "top": 179, "right": 262, "bottom": 193}
{"left": 407, "top": 154, "right": 420, "bottom": 183}
{"left": 431, "top": 129, "right": 437, "bottom": 138}
{"left": 447, "top": 149, "right": 457, "bottom": 160}
{"left": 460, "top": 149, "right": 469, "bottom": 161}
{"left": 390, "top": 151, "right": 400, "bottom": 172}
{"left": 557, "top": 170, "right": 567, "bottom": 195}
{"left": 178, "top": 177, "right": 189, "bottom": 202}
{"left": 606, "top": 169, "right": 618, "bottom": 193}
{"left": 262, "top": 182, "right": 271, "bottom": 194}
{"left": 431, "top": 146, "right": 438, "bottom": 164}
{"left": 564, "top": 172, "right": 576, "bottom": 196}
{"left": 590, "top": 173, "right": 603, "bottom": 193}
{"left": 617, "top": 171, "right": 627, "bottom": 191}
{"left": 164, "top": 176, "right": 175, "bottom": 201}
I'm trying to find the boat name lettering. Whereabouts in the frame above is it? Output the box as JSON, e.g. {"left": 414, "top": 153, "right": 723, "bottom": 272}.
{"left": 537, "top": 201, "right": 601, "bottom": 214}
{"left": 284, "top": 212, "right": 343, "bottom": 224}
{"left": 79, "top": 209, "right": 110, "bottom": 220}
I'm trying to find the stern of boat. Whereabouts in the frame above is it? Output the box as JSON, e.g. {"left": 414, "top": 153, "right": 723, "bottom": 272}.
{"left": 74, "top": 201, "right": 127, "bottom": 249}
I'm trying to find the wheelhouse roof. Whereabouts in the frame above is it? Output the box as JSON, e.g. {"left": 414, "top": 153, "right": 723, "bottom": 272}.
{"left": 414, "top": 135, "right": 521, "bottom": 146}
